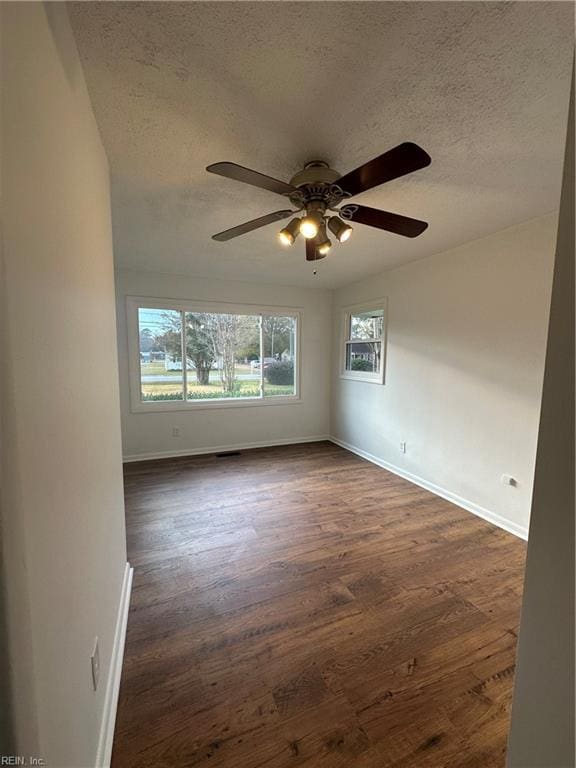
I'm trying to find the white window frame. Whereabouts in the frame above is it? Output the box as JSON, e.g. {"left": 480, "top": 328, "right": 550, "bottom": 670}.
{"left": 340, "top": 299, "right": 387, "bottom": 384}
{"left": 127, "top": 296, "right": 302, "bottom": 412}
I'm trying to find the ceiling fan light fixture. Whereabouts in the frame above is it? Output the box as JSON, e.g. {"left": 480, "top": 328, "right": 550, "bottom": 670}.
{"left": 328, "top": 216, "right": 353, "bottom": 243}
{"left": 278, "top": 217, "right": 301, "bottom": 246}
{"left": 316, "top": 223, "right": 332, "bottom": 255}
{"left": 299, "top": 211, "right": 323, "bottom": 239}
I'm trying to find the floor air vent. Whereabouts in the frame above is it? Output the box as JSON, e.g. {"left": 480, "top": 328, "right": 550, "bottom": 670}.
{"left": 215, "top": 451, "right": 241, "bottom": 458}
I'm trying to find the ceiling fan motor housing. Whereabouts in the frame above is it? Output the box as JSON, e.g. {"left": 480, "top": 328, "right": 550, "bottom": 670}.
{"left": 288, "top": 161, "right": 348, "bottom": 214}
{"left": 289, "top": 161, "right": 341, "bottom": 188}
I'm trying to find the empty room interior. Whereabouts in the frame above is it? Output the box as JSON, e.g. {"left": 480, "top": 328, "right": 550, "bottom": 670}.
{"left": 1, "top": 2, "right": 574, "bottom": 768}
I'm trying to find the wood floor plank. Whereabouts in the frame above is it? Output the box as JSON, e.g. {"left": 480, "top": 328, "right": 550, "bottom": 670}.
{"left": 112, "top": 441, "right": 526, "bottom": 767}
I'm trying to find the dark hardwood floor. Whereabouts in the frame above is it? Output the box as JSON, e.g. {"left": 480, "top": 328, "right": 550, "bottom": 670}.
{"left": 112, "top": 441, "right": 526, "bottom": 768}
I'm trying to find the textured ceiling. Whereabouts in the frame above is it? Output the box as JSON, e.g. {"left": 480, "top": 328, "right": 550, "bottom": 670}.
{"left": 68, "top": 1, "right": 573, "bottom": 289}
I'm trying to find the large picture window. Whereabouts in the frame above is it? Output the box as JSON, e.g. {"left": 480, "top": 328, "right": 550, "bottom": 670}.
{"left": 341, "top": 301, "right": 386, "bottom": 383}
{"left": 129, "top": 298, "right": 299, "bottom": 410}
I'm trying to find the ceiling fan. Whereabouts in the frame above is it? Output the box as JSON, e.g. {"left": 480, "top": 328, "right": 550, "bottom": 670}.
{"left": 207, "top": 142, "right": 431, "bottom": 262}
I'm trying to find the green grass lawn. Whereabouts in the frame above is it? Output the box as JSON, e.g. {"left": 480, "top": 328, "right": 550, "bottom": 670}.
{"left": 141, "top": 378, "right": 294, "bottom": 400}
{"left": 140, "top": 361, "right": 293, "bottom": 400}
{"left": 141, "top": 361, "right": 175, "bottom": 375}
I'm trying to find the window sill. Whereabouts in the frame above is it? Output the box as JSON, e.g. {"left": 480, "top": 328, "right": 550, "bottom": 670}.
{"left": 131, "top": 396, "right": 302, "bottom": 414}
{"left": 339, "top": 373, "right": 384, "bottom": 384}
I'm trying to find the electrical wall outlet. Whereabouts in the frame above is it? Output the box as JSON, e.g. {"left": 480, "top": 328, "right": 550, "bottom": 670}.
{"left": 172, "top": 426, "right": 181, "bottom": 438}
{"left": 91, "top": 637, "right": 100, "bottom": 691}
{"left": 400, "top": 441, "right": 407, "bottom": 454}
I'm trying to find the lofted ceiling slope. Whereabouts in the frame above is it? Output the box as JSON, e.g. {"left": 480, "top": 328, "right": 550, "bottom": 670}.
{"left": 68, "top": 1, "right": 573, "bottom": 289}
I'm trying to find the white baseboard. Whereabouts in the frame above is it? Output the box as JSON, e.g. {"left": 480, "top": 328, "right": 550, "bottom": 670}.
{"left": 96, "top": 562, "right": 133, "bottom": 768}
{"left": 123, "top": 435, "right": 331, "bottom": 463}
{"left": 330, "top": 436, "right": 528, "bottom": 540}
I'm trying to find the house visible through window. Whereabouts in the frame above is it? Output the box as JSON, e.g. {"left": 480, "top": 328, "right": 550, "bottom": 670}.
{"left": 133, "top": 301, "right": 298, "bottom": 407}
{"left": 342, "top": 304, "right": 386, "bottom": 383}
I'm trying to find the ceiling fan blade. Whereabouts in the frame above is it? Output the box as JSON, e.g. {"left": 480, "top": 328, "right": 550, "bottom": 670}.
{"left": 207, "top": 162, "right": 297, "bottom": 197}
{"left": 305, "top": 238, "right": 326, "bottom": 261}
{"left": 336, "top": 142, "right": 431, "bottom": 197}
{"left": 212, "top": 210, "right": 294, "bottom": 242}
{"left": 340, "top": 204, "right": 428, "bottom": 238}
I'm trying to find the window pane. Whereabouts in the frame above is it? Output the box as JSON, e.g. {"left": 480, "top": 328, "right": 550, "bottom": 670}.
{"left": 185, "top": 313, "right": 261, "bottom": 400}
{"left": 138, "top": 308, "right": 183, "bottom": 401}
{"left": 345, "top": 341, "right": 381, "bottom": 373}
{"left": 349, "top": 309, "right": 383, "bottom": 341}
{"left": 262, "top": 315, "right": 297, "bottom": 397}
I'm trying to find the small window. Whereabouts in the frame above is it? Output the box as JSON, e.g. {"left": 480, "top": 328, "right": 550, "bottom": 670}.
{"left": 341, "top": 303, "right": 386, "bottom": 383}
{"left": 129, "top": 298, "right": 300, "bottom": 410}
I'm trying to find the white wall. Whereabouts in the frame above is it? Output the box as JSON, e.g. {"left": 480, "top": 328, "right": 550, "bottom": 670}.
{"left": 331, "top": 214, "right": 557, "bottom": 537}
{"left": 507, "top": 74, "right": 574, "bottom": 768}
{"left": 115, "top": 269, "right": 332, "bottom": 459}
{"left": 1, "top": 4, "right": 127, "bottom": 766}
